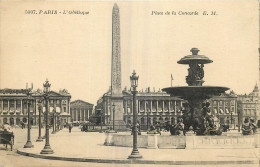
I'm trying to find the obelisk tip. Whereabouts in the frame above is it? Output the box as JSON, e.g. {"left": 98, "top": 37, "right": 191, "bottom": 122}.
{"left": 113, "top": 3, "right": 119, "bottom": 9}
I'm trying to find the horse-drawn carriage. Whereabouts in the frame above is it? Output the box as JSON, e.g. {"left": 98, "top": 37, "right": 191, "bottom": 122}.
{"left": 0, "top": 130, "right": 14, "bottom": 151}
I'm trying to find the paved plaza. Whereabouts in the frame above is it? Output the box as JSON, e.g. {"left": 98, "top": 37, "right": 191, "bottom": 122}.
{"left": 1, "top": 127, "right": 258, "bottom": 166}
{"left": 1, "top": 128, "right": 260, "bottom": 167}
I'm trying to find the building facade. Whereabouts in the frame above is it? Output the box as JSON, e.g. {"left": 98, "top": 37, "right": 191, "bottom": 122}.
{"left": 0, "top": 88, "right": 71, "bottom": 126}
{"left": 208, "top": 91, "right": 238, "bottom": 128}
{"left": 70, "top": 100, "right": 94, "bottom": 123}
{"left": 237, "top": 84, "right": 260, "bottom": 125}
{"left": 95, "top": 87, "right": 238, "bottom": 129}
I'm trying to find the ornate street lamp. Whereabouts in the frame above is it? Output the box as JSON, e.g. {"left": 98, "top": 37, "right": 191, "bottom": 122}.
{"left": 40, "top": 79, "right": 54, "bottom": 154}
{"left": 237, "top": 110, "right": 240, "bottom": 132}
{"left": 230, "top": 111, "right": 233, "bottom": 129}
{"left": 36, "top": 99, "right": 43, "bottom": 142}
{"left": 24, "top": 85, "right": 34, "bottom": 148}
{"left": 128, "top": 70, "right": 142, "bottom": 159}
{"left": 56, "top": 113, "right": 60, "bottom": 132}
{"left": 112, "top": 103, "right": 115, "bottom": 131}
{"left": 52, "top": 107, "right": 56, "bottom": 134}
{"left": 100, "top": 109, "right": 103, "bottom": 131}
{"left": 147, "top": 101, "right": 150, "bottom": 133}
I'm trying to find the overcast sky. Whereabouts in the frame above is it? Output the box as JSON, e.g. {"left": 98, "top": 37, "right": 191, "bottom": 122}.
{"left": 0, "top": 1, "right": 258, "bottom": 104}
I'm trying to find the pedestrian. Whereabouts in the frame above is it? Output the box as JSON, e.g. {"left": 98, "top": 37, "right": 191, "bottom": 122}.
{"left": 250, "top": 119, "right": 257, "bottom": 134}
{"left": 69, "top": 124, "right": 72, "bottom": 133}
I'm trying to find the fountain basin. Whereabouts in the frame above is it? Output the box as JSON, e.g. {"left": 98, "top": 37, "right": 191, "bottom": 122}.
{"left": 104, "top": 133, "right": 259, "bottom": 149}
{"left": 162, "top": 86, "right": 229, "bottom": 99}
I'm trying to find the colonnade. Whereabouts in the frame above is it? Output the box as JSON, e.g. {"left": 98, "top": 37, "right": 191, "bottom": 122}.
{"left": 71, "top": 108, "right": 91, "bottom": 121}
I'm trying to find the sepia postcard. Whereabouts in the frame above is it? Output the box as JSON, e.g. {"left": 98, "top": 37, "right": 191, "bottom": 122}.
{"left": 0, "top": 0, "right": 259, "bottom": 167}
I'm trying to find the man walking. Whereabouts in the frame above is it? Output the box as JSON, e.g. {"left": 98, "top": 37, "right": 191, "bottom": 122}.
{"left": 69, "top": 124, "right": 72, "bottom": 133}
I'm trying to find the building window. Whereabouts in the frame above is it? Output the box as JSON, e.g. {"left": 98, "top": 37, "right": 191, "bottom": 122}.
{"left": 141, "top": 117, "right": 145, "bottom": 124}
{"left": 153, "top": 117, "right": 157, "bottom": 124}
{"left": 64, "top": 107, "right": 66, "bottom": 113}
{"left": 219, "top": 101, "right": 223, "bottom": 106}
{"left": 127, "top": 108, "right": 131, "bottom": 114}
{"left": 151, "top": 101, "right": 156, "bottom": 111}
{"left": 225, "top": 101, "right": 229, "bottom": 106}
{"left": 3, "top": 100, "right": 8, "bottom": 110}
{"left": 16, "top": 101, "right": 21, "bottom": 110}
{"left": 10, "top": 100, "right": 15, "bottom": 110}
{"left": 171, "top": 117, "right": 175, "bottom": 124}
{"left": 247, "top": 110, "right": 250, "bottom": 115}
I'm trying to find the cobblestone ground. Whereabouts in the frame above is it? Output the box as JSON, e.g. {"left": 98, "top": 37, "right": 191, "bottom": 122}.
{"left": 0, "top": 127, "right": 259, "bottom": 167}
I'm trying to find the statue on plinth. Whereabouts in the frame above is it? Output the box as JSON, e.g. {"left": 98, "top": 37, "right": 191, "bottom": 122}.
{"left": 250, "top": 119, "right": 257, "bottom": 134}
{"left": 170, "top": 118, "right": 184, "bottom": 136}
{"left": 194, "top": 102, "right": 222, "bottom": 135}
{"left": 186, "top": 63, "right": 205, "bottom": 86}
{"left": 242, "top": 118, "right": 252, "bottom": 135}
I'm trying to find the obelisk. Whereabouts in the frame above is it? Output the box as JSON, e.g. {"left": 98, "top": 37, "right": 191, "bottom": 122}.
{"left": 111, "top": 3, "right": 125, "bottom": 129}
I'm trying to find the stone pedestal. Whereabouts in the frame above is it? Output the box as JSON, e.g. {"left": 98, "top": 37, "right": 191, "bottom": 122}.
{"left": 104, "top": 133, "right": 114, "bottom": 146}
{"left": 147, "top": 135, "right": 158, "bottom": 149}
{"left": 186, "top": 135, "right": 195, "bottom": 149}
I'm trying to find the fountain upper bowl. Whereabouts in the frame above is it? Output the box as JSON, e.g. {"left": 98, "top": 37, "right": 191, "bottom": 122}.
{"left": 162, "top": 86, "right": 229, "bottom": 100}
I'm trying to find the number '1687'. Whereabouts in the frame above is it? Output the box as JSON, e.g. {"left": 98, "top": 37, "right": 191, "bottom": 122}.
{"left": 25, "top": 10, "right": 37, "bottom": 14}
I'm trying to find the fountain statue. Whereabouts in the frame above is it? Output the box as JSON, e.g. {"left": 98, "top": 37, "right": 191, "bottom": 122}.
{"left": 163, "top": 48, "right": 229, "bottom": 135}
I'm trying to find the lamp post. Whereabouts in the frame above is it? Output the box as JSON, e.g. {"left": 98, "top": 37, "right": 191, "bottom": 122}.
{"left": 147, "top": 101, "right": 150, "bottom": 133}
{"left": 41, "top": 79, "right": 54, "bottom": 154}
{"left": 237, "top": 110, "right": 240, "bottom": 132}
{"left": 230, "top": 111, "right": 233, "bottom": 129}
{"left": 128, "top": 70, "right": 142, "bottom": 159}
{"left": 24, "top": 86, "right": 34, "bottom": 148}
{"left": 52, "top": 108, "right": 56, "bottom": 134}
{"left": 112, "top": 103, "right": 115, "bottom": 130}
{"left": 56, "top": 113, "right": 60, "bottom": 132}
{"left": 101, "top": 109, "right": 103, "bottom": 131}
{"left": 36, "top": 99, "right": 43, "bottom": 142}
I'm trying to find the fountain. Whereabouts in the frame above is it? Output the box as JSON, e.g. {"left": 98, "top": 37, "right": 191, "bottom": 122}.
{"left": 162, "top": 48, "right": 229, "bottom": 135}
{"left": 104, "top": 48, "right": 259, "bottom": 149}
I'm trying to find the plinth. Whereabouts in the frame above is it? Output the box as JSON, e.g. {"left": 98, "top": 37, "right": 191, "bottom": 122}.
{"left": 24, "top": 141, "right": 34, "bottom": 148}
{"left": 40, "top": 145, "right": 54, "bottom": 154}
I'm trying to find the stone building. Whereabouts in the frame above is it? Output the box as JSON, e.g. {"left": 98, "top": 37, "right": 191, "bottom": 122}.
{"left": 237, "top": 84, "right": 260, "bottom": 125}
{"left": 95, "top": 87, "right": 238, "bottom": 129}
{"left": 0, "top": 88, "right": 71, "bottom": 126}
{"left": 208, "top": 92, "right": 238, "bottom": 128}
{"left": 70, "top": 100, "right": 94, "bottom": 123}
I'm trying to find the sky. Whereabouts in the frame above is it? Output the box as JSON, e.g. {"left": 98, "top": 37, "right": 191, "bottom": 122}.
{"left": 0, "top": 1, "right": 258, "bottom": 105}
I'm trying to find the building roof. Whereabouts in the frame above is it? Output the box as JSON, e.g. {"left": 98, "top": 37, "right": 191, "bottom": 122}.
{"left": 0, "top": 88, "right": 71, "bottom": 97}
{"left": 248, "top": 83, "right": 259, "bottom": 97}
{"left": 71, "top": 99, "right": 93, "bottom": 107}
